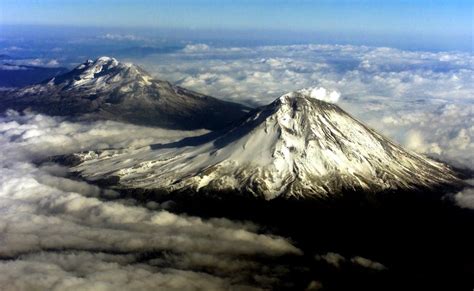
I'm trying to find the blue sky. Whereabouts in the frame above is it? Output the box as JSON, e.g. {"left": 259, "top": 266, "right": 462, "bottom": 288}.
{"left": 0, "top": 0, "right": 472, "bottom": 51}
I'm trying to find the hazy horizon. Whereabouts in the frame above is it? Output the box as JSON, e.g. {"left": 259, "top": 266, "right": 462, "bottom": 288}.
{"left": 1, "top": 0, "right": 472, "bottom": 52}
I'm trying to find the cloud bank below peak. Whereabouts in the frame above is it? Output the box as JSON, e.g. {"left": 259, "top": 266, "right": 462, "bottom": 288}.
{"left": 0, "top": 111, "right": 301, "bottom": 290}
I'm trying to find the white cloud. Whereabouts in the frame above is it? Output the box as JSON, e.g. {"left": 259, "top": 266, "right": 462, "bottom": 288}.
{"left": 374, "top": 103, "right": 473, "bottom": 169}
{"left": 182, "top": 43, "right": 211, "bottom": 53}
{"left": 0, "top": 64, "right": 27, "bottom": 71}
{"left": 451, "top": 179, "right": 474, "bottom": 209}
{"left": 298, "top": 87, "right": 341, "bottom": 103}
{"left": 0, "top": 110, "right": 208, "bottom": 161}
{"left": 99, "top": 33, "right": 142, "bottom": 41}
{"left": 454, "top": 187, "right": 474, "bottom": 209}
{"left": 0, "top": 58, "right": 62, "bottom": 68}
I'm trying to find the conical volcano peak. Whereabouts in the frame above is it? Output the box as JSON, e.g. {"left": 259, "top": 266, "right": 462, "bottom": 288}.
{"left": 72, "top": 83, "right": 458, "bottom": 199}
{"left": 263, "top": 87, "right": 343, "bottom": 134}
{"left": 280, "top": 87, "right": 341, "bottom": 104}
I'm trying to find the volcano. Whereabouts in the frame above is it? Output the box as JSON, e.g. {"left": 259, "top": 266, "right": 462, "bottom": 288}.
{"left": 71, "top": 89, "right": 459, "bottom": 199}
{"left": 0, "top": 57, "right": 250, "bottom": 130}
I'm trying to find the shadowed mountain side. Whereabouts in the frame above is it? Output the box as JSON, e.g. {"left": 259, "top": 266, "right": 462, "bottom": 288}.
{"left": 173, "top": 188, "right": 474, "bottom": 291}
{"left": 0, "top": 64, "right": 68, "bottom": 88}
{"left": 0, "top": 57, "right": 251, "bottom": 130}
{"left": 150, "top": 130, "right": 225, "bottom": 150}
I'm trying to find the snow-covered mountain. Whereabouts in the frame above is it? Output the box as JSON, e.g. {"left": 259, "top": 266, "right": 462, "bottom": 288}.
{"left": 71, "top": 89, "right": 458, "bottom": 199}
{"left": 0, "top": 57, "right": 250, "bottom": 130}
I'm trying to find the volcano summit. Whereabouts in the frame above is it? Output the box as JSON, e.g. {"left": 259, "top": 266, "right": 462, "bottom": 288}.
{"left": 71, "top": 89, "right": 458, "bottom": 199}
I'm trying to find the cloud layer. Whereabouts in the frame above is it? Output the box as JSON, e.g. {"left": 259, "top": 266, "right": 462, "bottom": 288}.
{"left": 0, "top": 112, "right": 300, "bottom": 290}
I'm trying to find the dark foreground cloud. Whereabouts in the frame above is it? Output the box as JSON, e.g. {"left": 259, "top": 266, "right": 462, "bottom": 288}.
{"left": 315, "top": 252, "right": 386, "bottom": 271}
{"left": 452, "top": 179, "right": 474, "bottom": 210}
{"left": 0, "top": 112, "right": 300, "bottom": 290}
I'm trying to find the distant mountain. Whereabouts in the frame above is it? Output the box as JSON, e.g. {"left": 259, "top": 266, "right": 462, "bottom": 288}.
{"left": 71, "top": 89, "right": 459, "bottom": 199}
{"left": 0, "top": 57, "right": 250, "bottom": 130}
{"left": 0, "top": 63, "right": 68, "bottom": 88}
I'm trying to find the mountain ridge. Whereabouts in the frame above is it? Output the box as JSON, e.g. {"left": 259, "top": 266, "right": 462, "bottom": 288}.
{"left": 0, "top": 56, "right": 251, "bottom": 130}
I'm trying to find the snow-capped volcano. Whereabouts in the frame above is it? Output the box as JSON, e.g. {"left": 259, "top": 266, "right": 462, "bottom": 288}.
{"left": 52, "top": 56, "right": 151, "bottom": 89}
{"left": 0, "top": 57, "right": 249, "bottom": 130}
{"left": 72, "top": 89, "right": 458, "bottom": 199}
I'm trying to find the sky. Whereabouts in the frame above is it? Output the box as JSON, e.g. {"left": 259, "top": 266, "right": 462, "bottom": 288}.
{"left": 0, "top": 0, "right": 472, "bottom": 51}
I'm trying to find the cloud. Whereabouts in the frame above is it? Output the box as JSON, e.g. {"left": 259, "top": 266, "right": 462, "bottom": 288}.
{"left": 0, "top": 110, "right": 208, "bottom": 161}
{"left": 0, "top": 111, "right": 301, "bottom": 290}
{"left": 452, "top": 179, "right": 474, "bottom": 209}
{"left": 315, "top": 252, "right": 386, "bottom": 271}
{"left": 350, "top": 256, "right": 387, "bottom": 271}
{"left": 99, "top": 33, "right": 142, "bottom": 41}
{"left": 315, "top": 252, "right": 346, "bottom": 268}
{"left": 0, "top": 252, "right": 253, "bottom": 291}
{"left": 0, "top": 64, "right": 28, "bottom": 71}
{"left": 454, "top": 187, "right": 474, "bottom": 209}
{"left": 405, "top": 130, "right": 427, "bottom": 152}
{"left": 0, "top": 58, "right": 62, "bottom": 68}
{"left": 298, "top": 87, "right": 341, "bottom": 103}
{"left": 2, "top": 46, "right": 25, "bottom": 52}
{"left": 377, "top": 103, "right": 473, "bottom": 169}
{"left": 182, "top": 43, "right": 211, "bottom": 53}
{"left": 305, "top": 281, "right": 324, "bottom": 290}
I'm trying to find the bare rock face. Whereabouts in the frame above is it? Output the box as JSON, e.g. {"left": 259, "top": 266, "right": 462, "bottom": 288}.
{"left": 71, "top": 90, "right": 459, "bottom": 199}
{"left": 0, "top": 56, "right": 250, "bottom": 130}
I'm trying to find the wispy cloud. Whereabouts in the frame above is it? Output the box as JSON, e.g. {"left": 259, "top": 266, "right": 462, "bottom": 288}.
{"left": 99, "top": 33, "right": 143, "bottom": 42}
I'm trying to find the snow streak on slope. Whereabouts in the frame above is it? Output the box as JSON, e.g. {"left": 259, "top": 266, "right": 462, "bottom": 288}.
{"left": 73, "top": 89, "right": 458, "bottom": 200}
